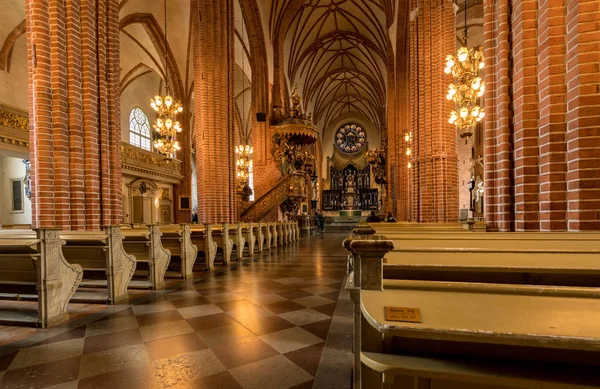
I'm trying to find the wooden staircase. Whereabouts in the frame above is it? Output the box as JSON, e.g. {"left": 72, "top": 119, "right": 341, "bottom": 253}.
{"left": 240, "top": 175, "right": 291, "bottom": 222}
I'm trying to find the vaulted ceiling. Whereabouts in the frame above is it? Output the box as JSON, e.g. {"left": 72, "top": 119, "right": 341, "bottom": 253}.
{"left": 268, "top": 0, "right": 389, "bottom": 135}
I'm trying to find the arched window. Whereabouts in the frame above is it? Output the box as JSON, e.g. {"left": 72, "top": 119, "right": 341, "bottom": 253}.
{"left": 129, "top": 107, "right": 152, "bottom": 151}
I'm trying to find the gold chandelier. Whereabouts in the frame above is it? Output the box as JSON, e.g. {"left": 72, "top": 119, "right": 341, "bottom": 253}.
{"left": 235, "top": 144, "right": 253, "bottom": 186}
{"left": 445, "top": 4, "right": 484, "bottom": 143}
{"left": 151, "top": 0, "right": 183, "bottom": 157}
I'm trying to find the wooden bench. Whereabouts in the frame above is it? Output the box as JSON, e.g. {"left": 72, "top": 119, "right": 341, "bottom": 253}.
{"left": 158, "top": 224, "right": 197, "bottom": 279}
{"left": 360, "top": 284, "right": 600, "bottom": 389}
{"left": 60, "top": 227, "right": 137, "bottom": 304}
{"left": 229, "top": 223, "right": 245, "bottom": 261}
{"left": 269, "top": 222, "right": 278, "bottom": 249}
{"left": 344, "top": 235, "right": 600, "bottom": 388}
{"left": 256, "top": 223, "right": 265, "bottom": 253}
{"left": 121, "top": 225, "right": 171, "bottom": 290}
{"left": 277, "top": 222, "right": 285, "bottom": 246}
{"left": 0, "top": 228, "right": 83, "bottom": 327}
{"left": 263, "top": 222, "right": 273, "bottom": 250}
{"left": 240, "top": 222, "right": 257, "bottom": 256}
{"left": 190, "top": 224, "right": 218, "bottom": 271}
{"left": 212, "top": 224, "right": 233, "bottom": 266}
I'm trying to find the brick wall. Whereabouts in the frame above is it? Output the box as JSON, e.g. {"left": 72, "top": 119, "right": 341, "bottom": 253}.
{"left": 26, "top": 0, "right": 122, "bottom": 230}
{"left": 484, "top": 0, "right": 600, "bottom": 231}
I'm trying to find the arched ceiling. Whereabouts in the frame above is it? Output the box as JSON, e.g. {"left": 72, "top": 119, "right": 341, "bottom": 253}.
{"left": 269, "top": 0, "right": 388, "bottom": 135}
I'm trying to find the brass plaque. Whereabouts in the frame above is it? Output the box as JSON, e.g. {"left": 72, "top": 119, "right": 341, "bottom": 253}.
{"left": 384, "top": 306, "right": 422, "bottom": 323}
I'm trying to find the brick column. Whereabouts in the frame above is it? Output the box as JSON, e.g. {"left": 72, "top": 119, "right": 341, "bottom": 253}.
{"left": 512, "top": 0, "right": 540, "bottom": 231}
{"left": 408, "top": 0, "right": 458, "bottom": 223}
{"left": 193, "top": 0, "right": 236, "bottom": 224}
{"left": 538, "top": 0, "right": 567, "bottom": 231}
{"left": 26, "top": 0, "right": 122, "bottom": 230}
{"left": 484, "top": 0, "right": 600, "bottom": 231}
{"left": 565, "top": 1, "right": 600, "bottom": 231}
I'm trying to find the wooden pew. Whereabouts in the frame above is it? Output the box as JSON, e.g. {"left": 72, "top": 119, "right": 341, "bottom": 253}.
{"left": 263, "top": 223, "right": 273, "bottom": 250}
{"left": 256, "top": 223, "right": 265, "bottom": 253}
{"left": 190, "top": 224, "right": 218, "bottom": 271}
{"left": 229, "top": 223, "right": 245, "bottom": 261}
{"left": 240, "top": 222, "right": 256, "bottom": 256}
{"left": 277, "top": 222, "right": 285, "bottom": 246}
{"left": 121, "top": 225, "right": 171, "bottom": 290}
{"left": 0, "top": 228, "right": 83, "bottom": 328}
{"left": 212, "top": 224, "right": 233, "bottom": 266}
{"left": 60, "top": 226, "right": 137, "bottom": 304}
{"left": 159, "top": 224, "right": 198, "bottom": 279}
{"left": 345, "top": 236, "right": 600, "bottom": 389}
{"left": 270, "top": 222, "right": 278, "bottom": 248}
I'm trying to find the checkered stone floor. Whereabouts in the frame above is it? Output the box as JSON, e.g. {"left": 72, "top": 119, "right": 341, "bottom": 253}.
{"left": 0, "top": 233, "right": 348, "bottom": 389}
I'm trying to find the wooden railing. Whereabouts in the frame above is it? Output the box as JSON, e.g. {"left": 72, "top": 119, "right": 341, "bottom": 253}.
{"left": 240, "top": 175, "right": 291, "bottom": 222}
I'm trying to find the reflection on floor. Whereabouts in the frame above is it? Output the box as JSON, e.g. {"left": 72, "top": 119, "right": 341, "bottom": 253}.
{"left": 0, "top": 232, "right": 350, "bottom": 389}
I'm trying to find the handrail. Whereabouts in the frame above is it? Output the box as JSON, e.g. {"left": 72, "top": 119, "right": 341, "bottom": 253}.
{"left": 240, "top": 175, "right": 290, "bottom": 222}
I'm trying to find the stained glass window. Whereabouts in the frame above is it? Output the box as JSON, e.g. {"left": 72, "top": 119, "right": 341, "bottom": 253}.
{"left": 129, "top": 107, "right": 152, "bottom": 151}
{"left": 335, "top": 123, "right": 366, "bottom": 154}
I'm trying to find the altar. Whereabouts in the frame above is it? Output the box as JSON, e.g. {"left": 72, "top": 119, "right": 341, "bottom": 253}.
{"left": 322, "top": 164, "right": 378, "bottom": 211}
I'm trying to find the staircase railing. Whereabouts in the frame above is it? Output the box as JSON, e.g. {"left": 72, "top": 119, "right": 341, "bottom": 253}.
{"left": 240, "top": 175, "right": 291, "bottom": 222}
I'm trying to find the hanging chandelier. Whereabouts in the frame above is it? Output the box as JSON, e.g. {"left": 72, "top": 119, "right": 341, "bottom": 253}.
{"left": 445, "top": 2, "right": 484, "bottom": 143}
{"left": 235, "top": 145, "right": 253, "bottom": 186}
{"left": 151, "top": 0, "right": 183, "bottom": 157}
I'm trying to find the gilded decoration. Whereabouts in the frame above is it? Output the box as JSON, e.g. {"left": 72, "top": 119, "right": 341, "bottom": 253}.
{"left": 120, "top": 142, "right": 183, "bottom": 183}
{"left": 161, "top": 188, "right": 171, "bottom": 200}
{"left": 0, "top": 105, "right": 29, "bottom": 150}
{"left": 0, "top": 105, "right": 29, "bottom": 132}
{"left": 161, "top": 204, "right": 171, "bottom": 223}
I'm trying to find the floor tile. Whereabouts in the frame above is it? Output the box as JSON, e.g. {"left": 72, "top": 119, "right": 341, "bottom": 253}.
{"left": 293, "top": 295, "right": 334, "bottom": 308}
{"left": 187, "top": 312, "right": 238, "bottom": 331}
{"left": 0, "top": 356, "right": 81, "bottom": 389}
{"left": 9, "top": 338, "right": 84, "bottom": 370}
{"left": 177, "top": 303, "right": 223, "bottom": 319}
{"left": 319, "top": 291, "right": 340, "bottom": 301}
{"left": 264, "top": 300, "right": 305, "bottom": 314}
{"left": 204, "top": 292, "right": 242, "bottom": 304}
{"left": 85, "top": 315, "right": 139, "bottom": 337}
{"left": 278, "top": 309, "right": 331, "bottom": 327}
{"left": 260, "top": 327, "right": 323, "bottom": 354}
{"left": 196, "top": 322, "right": 255, "bottom": 346}
{"left": 131, "top": 301, "right": 175, "bottom": 316}
{"left": 151, "top": 349, "right": 226, "bottom": 388}
{"left": 93, "top": 307, "right": 135, "bottom": 322}
{"left": 215, "top": 299, "right": 258, "bottom": 312}
{"left": 196, "top": 287, "right": 231, "bottom": 295}
{"left": 165, "top": 290, "right": 202, "bottom": 301}
{"left": 178, "top": 371, "right": 243, "bottom": 389}
{"left": 210, "top": 336, "right": 279, "bottom": 369}
{"left": 287, "top": 379, "right": 314, "bottom": 389}
{"left": 301, "top": 319, "right": 332, "bottom": 340}
{"left": 301, "top": 285, "right": 338, "bottom": 295}
{"left": 77, "top": 365, "right": 159, "bottom": 389}
{"left": 43, "top": 381, "right": 79, "bottom": 389}
{"left": 235, "top": 314, "right": 295, "bottom": 336}
{"left": 276, "top": 289, "right": 313, "bottom": 300}
{"left": 78, "top": 343, "right": 149, "bottom": 379}
{"left": 170, "top": 295, "right": 212, "bottom": 309}
{"left": 0, "top": 351, "right": 17, "bottom": 372}
{"left": 33, "top": 327, "right": 87, "bottom": 346}
{"left": 83, "top": 328, "right": 143, "bottom": 355}
{"left": 273, "top": 277, "right": 305, "bottom": 285}
{"left": 246, "top": 293, "right": 287, "bottom": 306}
{"left": 311, "top": 303, "right": 337, "bottom": 317}
{"left": 145, "top": 332, "right": 207, "bottom": 362}
{"left": 229, "top": 355, "right": 313, "bottom": 389}
{"left": 139, "top": 319, "right": 195, "bottom": 343}
{"left": 135, "top": 309, "right": 184, "bottom": 327}
{"left": 284, "top": 343, "right": 325, "bottom": 376}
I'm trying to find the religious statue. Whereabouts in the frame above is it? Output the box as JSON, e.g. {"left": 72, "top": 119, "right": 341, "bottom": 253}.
{"left": 474, "top": 176, "right": 484, "bottom": 214}
{"left": 290, "top": 87, "right": 301, "bottom": 117}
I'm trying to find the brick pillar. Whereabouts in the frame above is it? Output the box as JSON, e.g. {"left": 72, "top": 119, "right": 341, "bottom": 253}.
{"left": 538, "top": 0, "right": 567, "bottom": 231}
{"left": 26, "top": 0, "right": 122, "bottom": 230}
{"left": 484, "top": 0, "right": 514, "bottom": 231}
{"left": 512, "top": 0, "right": 540, "bottom": 231}
{"left": 408, "top": 0, "right": 458, "bottom": 223}
{"left": 193, "top": 0, "right": 236, "bottom": 224}
{"left": 484, "top": 0, "right": 600, "bottom": 231}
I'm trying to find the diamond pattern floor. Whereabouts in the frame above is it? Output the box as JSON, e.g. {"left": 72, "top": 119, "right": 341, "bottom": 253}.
{"left": 0, "top": 232, "right": 348, "bottom": 389}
